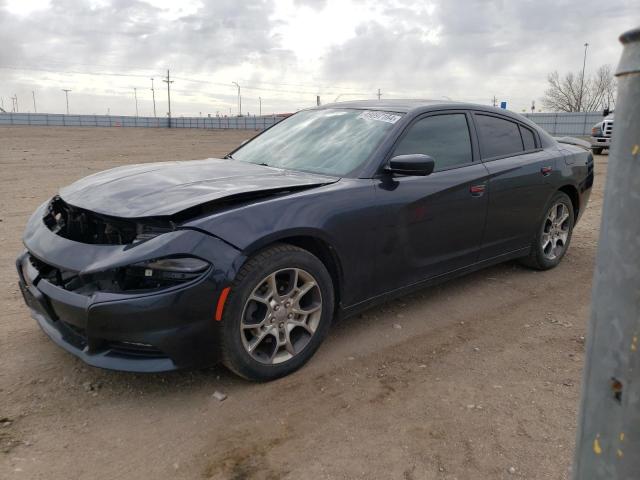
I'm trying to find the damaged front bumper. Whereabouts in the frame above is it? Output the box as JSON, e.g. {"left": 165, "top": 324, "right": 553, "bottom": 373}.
{"left": 17, "top": 201, "right": 244, "bottom": 372}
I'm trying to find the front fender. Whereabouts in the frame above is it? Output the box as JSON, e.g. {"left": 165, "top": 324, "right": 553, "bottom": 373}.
{"left": 183, "top": 179, "right": 379, "bottom": 307}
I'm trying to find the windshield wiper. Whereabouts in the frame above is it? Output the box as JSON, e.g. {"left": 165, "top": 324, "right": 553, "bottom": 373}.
{"left": 225, "top": 154, "right": 269, "bottom": 167}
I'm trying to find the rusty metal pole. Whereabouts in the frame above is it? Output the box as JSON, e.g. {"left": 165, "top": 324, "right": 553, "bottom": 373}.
{"left": 572, "top": 27, "right": 640, "bottom": 480}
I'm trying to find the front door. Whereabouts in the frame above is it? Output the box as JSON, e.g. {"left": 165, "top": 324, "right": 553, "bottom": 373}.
{"left": 373, "top": 111, "right": 489, "bottom": 296}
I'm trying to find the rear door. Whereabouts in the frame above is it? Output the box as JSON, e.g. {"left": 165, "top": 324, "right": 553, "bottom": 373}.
{"left": 372, "top": 111, "right": 490, "bottom": 295}
{"left": 472, "top": 113, "right": 555, "bottom": 260}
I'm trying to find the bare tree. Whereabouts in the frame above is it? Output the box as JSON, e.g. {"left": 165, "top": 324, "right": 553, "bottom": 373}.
{"left": 542, "top": 64, "right": 616, "bottom": 112}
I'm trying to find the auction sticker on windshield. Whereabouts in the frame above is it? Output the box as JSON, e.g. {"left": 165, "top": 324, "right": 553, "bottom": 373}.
{"left": 357, "top": 111, "right": 402, "bottom": 124}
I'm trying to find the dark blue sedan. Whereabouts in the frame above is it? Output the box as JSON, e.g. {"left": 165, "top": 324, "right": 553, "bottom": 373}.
{"left": 17, "top": 100, "right": 593, "bottom": 380}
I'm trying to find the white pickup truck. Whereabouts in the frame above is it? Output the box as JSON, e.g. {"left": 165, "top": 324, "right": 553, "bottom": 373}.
{"left": 590, "top": 111, "right": 614, "bottom": 154}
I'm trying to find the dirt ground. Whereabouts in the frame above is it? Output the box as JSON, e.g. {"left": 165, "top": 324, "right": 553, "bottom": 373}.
{"left": 0, "top": 126, "right": 605, "bottom": 479}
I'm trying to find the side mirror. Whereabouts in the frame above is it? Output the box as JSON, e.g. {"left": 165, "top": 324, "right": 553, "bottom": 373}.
{"left": 386, "top": 154, "right": 435, "bottom": 176}
{"left": 603, "top": 107, "right": 610, "bottom": 117}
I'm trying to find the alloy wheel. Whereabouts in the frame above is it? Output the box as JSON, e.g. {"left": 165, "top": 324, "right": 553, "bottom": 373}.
{"left": 240, "top": 268, "right": 322, "bottom": 364}
{"left": 541, "top": 202, "right": 571, "bottom": 260}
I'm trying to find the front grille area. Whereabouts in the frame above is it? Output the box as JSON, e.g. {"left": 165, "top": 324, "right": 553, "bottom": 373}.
{"left": 29, "top": 254, "right": 83, "bottom": 291}
{"left": 43, "top": 196, "right": 174, "bottom": 245}
{"left": 59, "top": 321, "right": 88, "bottom": 349}
{"left": 106, "top": 341, "right": 167, "bottom": 359}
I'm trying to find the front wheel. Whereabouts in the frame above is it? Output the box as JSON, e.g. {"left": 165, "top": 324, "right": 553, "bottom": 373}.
{"left": 520, "top": 192, "right": 575, "bottom": 270}
{"left": 591, "top": 147, "right": 603, "bottom": 155}
{"left": 219, "top": 244, "right": 334, "bottom": 381}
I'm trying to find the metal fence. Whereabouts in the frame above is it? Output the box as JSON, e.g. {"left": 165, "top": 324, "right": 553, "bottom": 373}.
{"left": 1, "top": 111, "right": 604, "bottom": 136}
{"left": 0, "top": 113, "right": 283, "bottom": 130}
{"left": 522, "top": 112, "right": 604, "bottom": 136}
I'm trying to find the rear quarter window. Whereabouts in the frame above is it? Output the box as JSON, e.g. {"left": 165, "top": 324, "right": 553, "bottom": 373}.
{"left": 475, "top": 114, "right": 524, "bottom": 159}
{"left": 520, "top": 125, "right": 537, "bottom": 150}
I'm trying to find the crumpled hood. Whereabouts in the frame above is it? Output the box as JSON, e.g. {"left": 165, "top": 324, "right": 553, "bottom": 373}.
{"left": 59, "top": 158, "right": 338, "bottom": 218}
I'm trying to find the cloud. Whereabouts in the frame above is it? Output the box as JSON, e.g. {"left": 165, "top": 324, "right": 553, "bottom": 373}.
{"left": 294, "top": 0, "right": 328, "bottom": 10}
{"left": 0, "top": 0, "right": 636, "bottom": 115}
{"left": 0, "top": 0, "right": 289, "bottom": 71}
{"left": 321, "top": 0, "right": 636, "bottom": 105}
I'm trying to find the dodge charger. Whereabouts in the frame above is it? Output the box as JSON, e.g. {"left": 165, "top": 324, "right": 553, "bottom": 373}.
{"left": 16, "top": 100, "right": 594, "bottom": 381}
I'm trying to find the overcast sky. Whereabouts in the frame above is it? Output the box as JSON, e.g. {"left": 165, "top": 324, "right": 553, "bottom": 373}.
{"left": 0, "top": 0, "right": 636, "bottom": 117}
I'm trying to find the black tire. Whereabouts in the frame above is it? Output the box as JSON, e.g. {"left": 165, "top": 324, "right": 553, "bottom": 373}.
{"left": 520, "top": 192, "right": 575, "bottom": 270}
{"left": 592, "top": 147, "right": 603, "bottom": 155}
{"left": 219, "top": 243, "right": 334, "bottom": 381}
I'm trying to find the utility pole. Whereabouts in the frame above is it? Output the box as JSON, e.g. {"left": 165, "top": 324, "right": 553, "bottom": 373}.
{"left": 133, "top": 87, "right": 139, "bottom": 117}
{"left": 492, "top": 95, "right": 497, "bottom": 107}
{"left": 62, "top": 89, "right": 71, "bottom": 114}
{"left": 150, "top": 78, "right": 157, "bottom": 117}
{"left": 377, "top": 88, "right": 382, "bottom": 100}
{"left": 163, "top": 69, "right": 173, "bottom": 126}
{"left": 232, "top": 82, "right": 241, "bottom": 116}
{"left": 572, "top": 27, "right": 640, "bottom": 480}
{"left": 531, "top": 100, "right": 535, "bottom": 113}
{"left": 32, "top": 91, "right": 37, "bottom": 113}
{"left": 578, "top": 42, "right": 589, "bottom": 112}
{"left": 12, "top": 94, "right": 18, "bottom": 112}
{"left": 259, "top": 96, "right": 262, "bottom": 117}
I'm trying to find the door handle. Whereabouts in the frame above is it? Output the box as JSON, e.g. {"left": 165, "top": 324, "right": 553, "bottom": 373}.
{"left": 541, "top": 166, "right": 553, "bottom": 176}
{"left": 470, "top": 184, "right": 486, "bottom": 197}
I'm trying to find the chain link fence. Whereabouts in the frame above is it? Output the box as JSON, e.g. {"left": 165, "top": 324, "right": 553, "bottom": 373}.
{"left": 0, "top": 113, "right": 283, "bottom": 130}
{"left": 1, "top": 111, "right": 605, "bottom": 136}
{"left": 523, "top": 112, "right": 605, "bottom": 136}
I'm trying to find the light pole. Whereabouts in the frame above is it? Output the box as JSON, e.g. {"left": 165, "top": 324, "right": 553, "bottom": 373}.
{"left": 62, "top": 89, "right": 71, "bottom": 114}
{"left": 150, "top": 78, "right": 157, "bottom": 117}
{"left": 259, "top": 96, "right": 262, "bottom": 117}
{"left": 572, "top": 27, "right": 640, "bottom": 480}
{"left": 232, "top": 82, "right": 241, "bottom": 117}
{"left": 133, "top": 87, "right": 139, "bottom": 117}
{"left": 163, "top": 70, "right": 173, "bottom": 124}
{"left": 578, "top": 42, "right": 589, "bottom": 112}
{"left": 32, "top": 91, "right": 37, "bottom": 113}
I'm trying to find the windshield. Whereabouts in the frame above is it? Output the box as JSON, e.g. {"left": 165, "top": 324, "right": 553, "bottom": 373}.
{"left": 231, "top": 109, "right": 403, "bottom": 176}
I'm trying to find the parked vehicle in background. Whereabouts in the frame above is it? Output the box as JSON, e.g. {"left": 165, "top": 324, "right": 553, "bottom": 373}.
{"left": 16, "top": 100, "right": 594, "bottom": 381}
{"left": 590, "top": 109, "right": 614, "bottom": 154}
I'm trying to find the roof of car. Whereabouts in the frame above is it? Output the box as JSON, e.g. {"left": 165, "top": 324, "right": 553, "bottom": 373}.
{"left": 317, "top": 99, "right": 519, "bottom": 116}
{"left": 317, "top": 99, "right": 544, "bottom": 130}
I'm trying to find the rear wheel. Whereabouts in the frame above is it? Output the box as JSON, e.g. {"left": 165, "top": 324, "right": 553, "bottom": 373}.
{"left": 220, "top": 244, "right": 334, "bottom": 381}
{"left": 520, "top": 192, "right": 574, "bottom": 270}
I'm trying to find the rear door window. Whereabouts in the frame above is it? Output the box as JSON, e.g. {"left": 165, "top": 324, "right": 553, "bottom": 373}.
{"left": 475, "top": 114, "right": 524, "bottom": 159}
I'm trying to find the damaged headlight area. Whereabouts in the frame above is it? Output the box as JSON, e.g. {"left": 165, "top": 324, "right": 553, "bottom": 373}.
{"left": 29, "top": 254, "right": 210, "bottom": 294}
{"left": 119, "top": 257, "right": 210, "bottom": 290}
{"left": 44, "top": 196, "right": 175, "bottom": 245}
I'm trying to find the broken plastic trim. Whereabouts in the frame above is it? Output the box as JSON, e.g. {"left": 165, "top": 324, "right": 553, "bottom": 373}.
{"left": 44, "top": 196, "right": 175, "bottom": 245}
{"left": 28, "top": 253, "right": 210, "bottom": 294}
{"left": 45, "top": 184, "right": 324, "bottom": 246}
